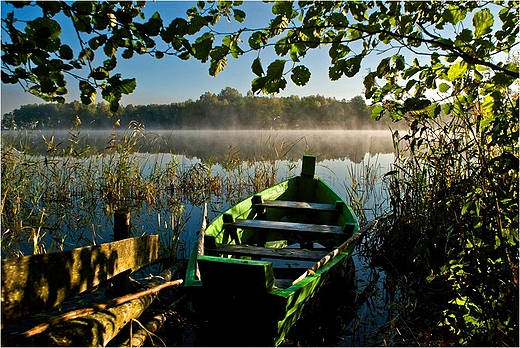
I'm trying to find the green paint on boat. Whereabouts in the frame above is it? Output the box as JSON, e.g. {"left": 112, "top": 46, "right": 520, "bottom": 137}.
{"left": 185, "top": 156, "right": 361, "bottom": 346}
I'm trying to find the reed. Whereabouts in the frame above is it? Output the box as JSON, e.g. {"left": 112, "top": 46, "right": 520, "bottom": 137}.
{"left": 345, "top": 154, "right": 389, "bottom": 226}
{"left": 369, "top": 98, "right": 519, "bottom": 346}
{"left": 0, "top": 124, "right": 301, "bottom": 260}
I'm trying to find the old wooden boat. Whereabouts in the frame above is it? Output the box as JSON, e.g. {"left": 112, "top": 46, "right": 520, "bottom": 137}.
{"left": 185, "top": 155, "right": 372, "bottom": 345}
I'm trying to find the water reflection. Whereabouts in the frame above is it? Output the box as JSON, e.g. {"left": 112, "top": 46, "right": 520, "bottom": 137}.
{"left": 2, "top": 129, "right": 394, "bottom": 163}
{"left": 1, "top": 129, "right": 396, "bottom": 346}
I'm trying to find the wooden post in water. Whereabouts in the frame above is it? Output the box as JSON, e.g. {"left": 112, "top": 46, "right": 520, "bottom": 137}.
{"left": 112, "top": 209, "right": 131, "bottom": 294}
{"left": 114, "top": 209, "right": 131, "bottom": 241}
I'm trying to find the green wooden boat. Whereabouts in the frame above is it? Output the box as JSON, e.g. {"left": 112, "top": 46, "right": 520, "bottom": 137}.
{"left": 185, "top": 155, "right": 372, "bottom": 346}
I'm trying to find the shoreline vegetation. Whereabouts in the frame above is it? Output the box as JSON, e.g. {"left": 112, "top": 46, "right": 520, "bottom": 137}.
{"left": 1, "top": 95, "right": 517, "bottom": 346}
{"left": 1, "top": 88, "right": 405, "bottom": 131}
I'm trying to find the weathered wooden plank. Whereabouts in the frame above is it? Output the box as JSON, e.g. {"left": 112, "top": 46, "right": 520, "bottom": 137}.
{"left": 225, "top": 219, "right": 345, "bottom": 236}
{"left": 255, "top": 200, "right": 338, "bottom": 212}
{"left": 1, "top": 235, "right": 160, "bottom": 321}
{"left": 206, "top": 244, "right": 328, "bottom": 262}
{"left": 42, "top": 267, "right": 181, "bottom": 347}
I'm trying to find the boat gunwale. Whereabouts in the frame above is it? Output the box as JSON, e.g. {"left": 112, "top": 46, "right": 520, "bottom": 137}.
{"left": 184, "top": 174, "right": 359, "bottom": 292}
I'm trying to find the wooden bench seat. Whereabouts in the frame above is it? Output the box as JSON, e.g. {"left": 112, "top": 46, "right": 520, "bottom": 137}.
{"left": 205, "top": 243, "right": 328, "bottom": 262}
{"left": 254, "top": 200, "right": 340, "bottom": 212}
{"left": 224, "top": 219, "right": 354, "bottom": 241}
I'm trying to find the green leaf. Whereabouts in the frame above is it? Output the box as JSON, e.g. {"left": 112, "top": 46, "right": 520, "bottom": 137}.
{"left": 37, "top": 1, "right": 61, "bottom": 16}
{"left": 455, "top": 29, "right": 473, "bottom": 43}
{"left": 393, "top": 54, "right": 405, "bottom": 71}
{"left": 103, "top": 42, "right": 116, "bottom": 58}
{"left": 274, "top": 38, "right": 290, "bottom": 56}
{"left": 439, "top": 82, "right": 450, "bottom": 93}
{"left": 103, "top": 57, "right": 117, "bottom": 71}
{"left": 209, "top": 57, "right": 227, "bottom": 77}
{"left": 290, "top": 65, "right": 311, "bottom": 86}
{"left": 442, "top": 4, "right": 466, "bottom": 25}
{"left": 36, "top": 17, "right": 62, "bottom": 40}
{"left": 122, "top": 49, "right": 133, "bottom": 59}
{"left": 447, "top": 61, "right": 468, "bottom": 81}
{"left": 192, "top": 33, "right": 214, "bottom": 62}
{"left": 329, "top": 43, "right": 350, "bottom": 62}
{"left": 266, "top": 59, "right": 286, "bottom": 79}
{"left": 376, "top": 57, "right": 391, "bottom": 76}
{"left": 26, "top": 17, "right": 62, "bottom": 50}
{"left": 251, "top": 57, "right": 264, "bottom": 77}
{"left": 343, "top": 55, "right": 362, "bottom": 77}
{"left": 210, "top": 45, "right": 229, "bottom": 60}
{"left": 330, "top": 12, "right": 349, "bottom": 27}
{"left": 348, "top": 2, "right": 368, "bottom": 21}
{"left": 40, "top": 78, "right": 56, "bottom": 93}
{"left": 264, "top": 77, "right": 287, "bottom": 94}
{"left": 162, "top": 18, "right": 189, "bottom": 42}
{"left": 90, "top": 67, "right": 109, "bottom": 80}
{"left": 88, "top": 35, "right": 107, "bottom": 50}
{"left": 251, "top": 76, "right": 266, "bottom": 94}
{"left": 59, "top": 45, "right": 73, "bottom": 60}
{"left": 115, "top": 77, "right": 137, "bottom": 95}
{"left": 272, "top": 1, "right": 293, "bottom": 17}
{"left": 79, "top": 48, "right": 94, "bottom": 64}
{"left": 404, "top": 98, "right": 431, "bottom": 111}
{"left": 143, "top": 12, "right": 163, "bottom": 36}
{"left": 178, "top": 51, "right": 190, "bottom": 60}
{"left": 329, "top": 62, "right": 344, "bottom": 81}
{"left": 371, "top": 105, "right": 385, "bottom": 120}
{"left": 248, "top": 31, "right": 265, "bottom": 50}
{"left": 233, "top": 9, "right": 246, "bottom": 23}
{"left": 473, "top": 9, "right": 494, "bottom": 38}
{"left": 79, "top": 81, "right": 96, "bottom": 105}
{"left": 289, "top": 42, "right": 306, "bottom": 62}
{"left": 442, "top": 102, "right": 453, "bottom": 115}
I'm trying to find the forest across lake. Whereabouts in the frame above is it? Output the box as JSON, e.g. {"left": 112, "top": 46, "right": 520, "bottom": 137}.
{"left": 1, "top": 88, "right": 407, "bottom": 131}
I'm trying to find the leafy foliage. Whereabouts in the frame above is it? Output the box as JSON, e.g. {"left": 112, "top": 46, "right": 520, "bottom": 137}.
{"left": 2, "top": 1, "right": 519, "bottom": 344}
{"left": 3, "top": 2, "right": 517, "bottom": 115}
{"left": 1, "top": 1, "right": 244, "bottom": 111}
{"left": 375, "top": 89, "right": 519, "bottom": 345}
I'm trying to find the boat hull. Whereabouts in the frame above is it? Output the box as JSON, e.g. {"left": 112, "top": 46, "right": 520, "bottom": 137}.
{"left": 185, "top": 156, "right": 359, "bottom": 345}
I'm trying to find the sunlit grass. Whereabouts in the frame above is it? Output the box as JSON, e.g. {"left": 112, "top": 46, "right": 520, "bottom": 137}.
{"left": 0, "top": 124, "right": 300, "bottom": 259}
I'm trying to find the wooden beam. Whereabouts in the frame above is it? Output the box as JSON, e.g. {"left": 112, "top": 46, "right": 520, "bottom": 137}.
{"left": 301, "top": 155, "right": 316, "bottom": 177}
{"left": 42, "top": 267, "right": 181, "bottom": 347}
{"left": 1, "top": 235, "right": 160, "bottom": 321}
{"left": 224, "top": 219, "right": 346, "bottom": 241}
{"left": 255, "top": 200, "right": 339, "bottom": 212}
{"left": 206, "top": 244, "right": 329, "bottom": 262}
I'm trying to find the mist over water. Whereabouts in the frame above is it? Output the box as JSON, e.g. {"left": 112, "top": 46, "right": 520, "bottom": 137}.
{"left": 1, "top": 128, "right": 397, "bottom": 345}
{"left": 3, "top": 129, "right": 396, "bottom": 163}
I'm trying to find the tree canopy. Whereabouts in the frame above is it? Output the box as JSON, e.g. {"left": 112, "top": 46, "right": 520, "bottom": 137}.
{"left": 2, "top": 1, "right": 518, "bottom": 116}
{"left": 1, "top": 1, "right": 519, "bottom": 345}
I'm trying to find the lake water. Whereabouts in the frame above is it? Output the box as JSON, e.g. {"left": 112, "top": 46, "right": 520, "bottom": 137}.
{"left": 1, "top": 129, "right": 397, "bottom": 345}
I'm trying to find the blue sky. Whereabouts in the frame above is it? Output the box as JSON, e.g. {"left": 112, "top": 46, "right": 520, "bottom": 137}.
{"left": 1, "top": 1, "right": 368, "bottom": 114}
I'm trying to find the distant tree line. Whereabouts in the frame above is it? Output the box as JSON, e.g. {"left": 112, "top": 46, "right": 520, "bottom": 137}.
{"left": 2, "top": 87, "right": 394, "bottom": 130}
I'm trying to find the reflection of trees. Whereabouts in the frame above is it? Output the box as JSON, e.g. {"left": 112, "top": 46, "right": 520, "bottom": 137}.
{"left": 2, "top": 130, "right": 395, "bottom": 164}
{"left": 3, "top": 89, "right": 405, "bottom": 131}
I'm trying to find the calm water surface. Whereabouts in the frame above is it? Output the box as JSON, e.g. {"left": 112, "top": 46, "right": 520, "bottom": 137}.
{"left": 2, "top": 129, "right": 397, "bottom": 345}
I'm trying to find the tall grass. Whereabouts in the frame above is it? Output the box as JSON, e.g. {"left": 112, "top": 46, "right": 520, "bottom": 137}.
{"left": 1, "top": 123, "right": 297, "bottom": 259}
{"left": 367, "top": 97, "right": 518, "bottom": 345}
